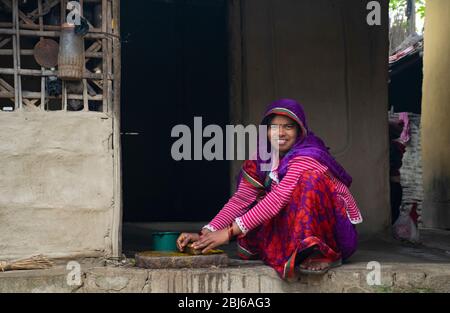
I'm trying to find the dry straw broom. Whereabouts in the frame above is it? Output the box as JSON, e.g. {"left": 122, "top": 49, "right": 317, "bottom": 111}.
{"left": 0, "top": 255, "right": 54, "bottom": 272}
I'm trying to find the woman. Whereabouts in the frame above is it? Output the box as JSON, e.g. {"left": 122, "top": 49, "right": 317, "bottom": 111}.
{"left": 176, "top": 99, "right": 362, "bottom": 279}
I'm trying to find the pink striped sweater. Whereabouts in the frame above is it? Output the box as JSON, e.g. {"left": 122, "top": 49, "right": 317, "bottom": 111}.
{"left": 204, "top": 156, "right": 363, "bottom": 234}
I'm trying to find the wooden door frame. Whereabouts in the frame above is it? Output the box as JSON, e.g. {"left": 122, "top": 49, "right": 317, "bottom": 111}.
{"left": 112, "top": 0, "right": 122, "bottom": 257}
{"left": 113, "top": 0, "right": 244, "bottom": 256}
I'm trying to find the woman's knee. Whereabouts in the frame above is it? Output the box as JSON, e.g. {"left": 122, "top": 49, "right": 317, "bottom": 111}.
{"left": 296, "top": 170, "right": 333, "bottom": 193}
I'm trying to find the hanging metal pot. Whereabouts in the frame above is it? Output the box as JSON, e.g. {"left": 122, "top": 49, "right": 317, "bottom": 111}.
{"left": 58, "top": 23, "right": 85, "bottom": 80}
{"left": 33, "top": 38, "right": 59, "bottom": 68}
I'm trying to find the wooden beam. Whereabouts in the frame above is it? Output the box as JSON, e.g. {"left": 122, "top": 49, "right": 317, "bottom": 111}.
{"left": 38, "top": 0, "right": 45, "bottom": 111}
{"left": 27, "top": 0, "right": 60, "bottom": 23}
{"left": 101, "top": 0, "right": 107, "bottom": 112}
{"left": 12, "top": 0, "right": 21, "bottom": 109}
{"left": 0, "top": 28, "right": 113, "bottom": 39}
{"left": 0, "top": 78, "right": 14, "bottom": 92}
{"left": 0, "top": 22, "right": 104, "bottom": 33}
{"left": 0, "top": 68, "right": 111, "bottom": 80}
{"left": 0, "top": 0, "right": 36, "bottom": 25}
{"left": 0, "top": 37, "right": 12, "bottom": 49}
{"left": 112, "top": 0, "right": 123, "bottom": 258}
{"left": 0, "top": 90, "right": 102, "bottom": 101}
{"left": 107, "top": 0, "right": 113, "bottom": 114}
{"left": 0, "top": 49, "right": 102, "bottom": 58}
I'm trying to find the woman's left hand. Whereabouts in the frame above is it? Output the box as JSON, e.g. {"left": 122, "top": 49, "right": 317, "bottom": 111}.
{"left": 191, "top": 229, "right": 229, "bottom": 254}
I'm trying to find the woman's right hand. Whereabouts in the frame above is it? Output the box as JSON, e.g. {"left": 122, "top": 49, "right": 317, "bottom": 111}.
{"left": 176, "top": 232, "right": 200, "bottom": 252}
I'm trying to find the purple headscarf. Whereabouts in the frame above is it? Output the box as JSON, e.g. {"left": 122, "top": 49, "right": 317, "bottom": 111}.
{"left": 251, "top": 98, "right": 352, "bottom": 188}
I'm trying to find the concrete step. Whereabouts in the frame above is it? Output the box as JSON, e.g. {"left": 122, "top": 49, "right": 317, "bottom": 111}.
{"left": 2, "top": 226, "right": 450, "bottom": 293}
{"left": 1, "top": 259, "right": 449, "bottom": 293}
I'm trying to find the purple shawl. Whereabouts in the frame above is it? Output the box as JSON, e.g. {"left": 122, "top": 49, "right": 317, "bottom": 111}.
{"left": 246, "top": 98, "right": 352, "bottom": 188}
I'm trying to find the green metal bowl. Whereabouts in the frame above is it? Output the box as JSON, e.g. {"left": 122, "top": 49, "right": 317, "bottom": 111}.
{"left": 152, "top": 232, "right": 180, "bottom": 252}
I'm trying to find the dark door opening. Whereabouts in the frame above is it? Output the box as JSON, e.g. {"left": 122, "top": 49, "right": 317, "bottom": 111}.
{"left": 121, "top": 0, "right": 230, "bottom": 225}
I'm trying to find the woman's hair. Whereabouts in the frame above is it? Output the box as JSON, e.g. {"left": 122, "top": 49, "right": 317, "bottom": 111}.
{"left": 262, "top": 113, "right": 275, "bottom": 126}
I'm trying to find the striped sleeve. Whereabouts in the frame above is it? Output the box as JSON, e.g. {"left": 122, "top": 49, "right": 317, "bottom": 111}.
{"left": 236, "top": 157, "right": 324, "bottom": 233}
{"left": 204, "top": 177, "right": 260, "bottom": 231}
{"left": 288, "top": 156, "right": 328, "bottom": 174}
{"left": 331, "top": 176, "right": 363, "bottom": 224}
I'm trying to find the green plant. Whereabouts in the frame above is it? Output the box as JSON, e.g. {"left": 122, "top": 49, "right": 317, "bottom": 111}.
{"left": 389, "top": 0, "right": 426, "bottom": 18}
{"left": 389, "top": 0, "right": 407, "bottom": 12}
{"left": 416, "top": 0, "right": 426, "bottom": 19}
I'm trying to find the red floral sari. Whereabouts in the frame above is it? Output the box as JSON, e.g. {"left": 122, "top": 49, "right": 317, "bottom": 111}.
{"left": 237, "top": 161, "right": 356, "bottom": 280}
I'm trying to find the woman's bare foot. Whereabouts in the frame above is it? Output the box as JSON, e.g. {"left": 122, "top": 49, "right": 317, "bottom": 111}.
{"left": 299, "top": 258, "right": 331, "bottom": 271}
{"left": 297, "top": 255, "right": 342, "bottom": 274}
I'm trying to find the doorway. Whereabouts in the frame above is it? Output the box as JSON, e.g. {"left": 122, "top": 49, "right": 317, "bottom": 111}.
{"left": 120, "top": 0, "right": 230, "bottom": 246}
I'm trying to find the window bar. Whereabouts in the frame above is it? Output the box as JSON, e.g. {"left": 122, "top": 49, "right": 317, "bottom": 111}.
{"left": 0, "top": 37, "right": 12, "bottom": 49}
{"left": 102, "top": 0, "right": 108, "bottom": 113}
{"left": 0, "top": 28, "right": 108, "bottom": 40}
{"left": 107, "top": 0, "right": 113, "bottom": 114}
{"left": 0, "top": 68, "right": 103, "bottom": 79}
{"left": 79, "top": 0, "right": 89, "bottom": 112}
{"left": 38, "top": 0, "right": 46, "bottom": 111}
{"left": 82, "top": 79, "right": 88, "bottom": 111}
{"left": 112, "top": 0, "right": 120, "bottom": 118}
{"left": 13, "top": 0, "right": 22, "bottom": 110}
{"left": 12, "top": 9, "right": 18, "bottom": 110}
{"left": 61, "top": 0, "right": 67, "bottom": 26}
{"left": 61, "top": 0, "right": 66, "bottom": 111}
{"left": 62, "top": 80, "right": 67, "bottom": 111}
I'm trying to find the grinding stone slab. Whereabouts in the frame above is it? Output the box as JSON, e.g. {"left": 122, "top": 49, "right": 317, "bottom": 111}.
{"left": 135, "top": 251, "right": 229, "bottom": 269}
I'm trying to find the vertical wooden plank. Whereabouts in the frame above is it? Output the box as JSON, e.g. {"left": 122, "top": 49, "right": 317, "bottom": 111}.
{"left": 12, "top": 16, "right": 18, "bottom": 109}
{"left": 38, "top": 0, "right": 45, "bottom": 110}
{"left": 107, "top": 0, "right": 113, "bottom": 114}
{"left": 83, "top": 79, "right": 88, "bottom": 111}
{"left": 80, "top": 0, "right": 89, "bottom": 112}
{"left": 61, "top": 0, "right": 67, "bottom": 25}
{"left": 80, "top": 0, "right": 88, "bottom": 112}
{"left": 61, "top": 0, "right": 67, "bottom": 111}
{"left": 101, "top": 0, "right": 108, "bottom": 112}
{"left": 13, "top": 0, "right": 22, "bottom": 110}
{"left": 62, "top": 80, "right": 67, "bottom": 111}
{"left": 79, "top": 0, "right": 84, "bottom": 13}
{"left": 111, "top": 0, "right": 122, "bottom": 258}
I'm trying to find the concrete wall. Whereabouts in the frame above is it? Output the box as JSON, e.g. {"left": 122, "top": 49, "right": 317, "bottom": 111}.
{"left": 2, "top": 263, "right": 450, "bottom": 293}
{"left": 421, "top": 0, "right": 450, "bottom": 229}
{"left": 230, "top": 0, "right": 390, "bottom": 236}
{"left": 0, "top": 112, "right": 115, "bottom": 259}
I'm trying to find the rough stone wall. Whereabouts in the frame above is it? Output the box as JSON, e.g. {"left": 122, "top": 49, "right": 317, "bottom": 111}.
{"left": 0, "top": 112, "right": 115, "bottom": 260}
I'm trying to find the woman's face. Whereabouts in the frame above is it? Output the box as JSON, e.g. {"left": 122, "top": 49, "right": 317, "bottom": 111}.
{"left": 267, "top": 115, "right": 299, "bottom": 156}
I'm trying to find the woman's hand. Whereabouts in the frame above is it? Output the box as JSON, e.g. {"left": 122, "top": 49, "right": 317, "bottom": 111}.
{"left": 191, "top": 229, "right": 229, "bottom": 254}
{"left": 176, "top": 232, "right": 200, "bottom": 252}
